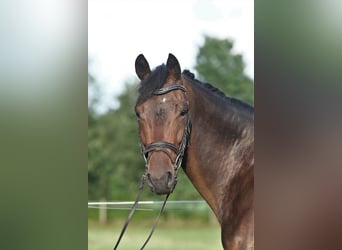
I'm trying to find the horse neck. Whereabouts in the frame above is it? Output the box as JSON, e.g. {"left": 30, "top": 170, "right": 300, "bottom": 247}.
{"left": 182, "top": 78, "right": 254, "bottom": 220}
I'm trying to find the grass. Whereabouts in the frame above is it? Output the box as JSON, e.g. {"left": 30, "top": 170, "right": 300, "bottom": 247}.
{"left": 88, "top": 220, "right": 222, "bottom": 250}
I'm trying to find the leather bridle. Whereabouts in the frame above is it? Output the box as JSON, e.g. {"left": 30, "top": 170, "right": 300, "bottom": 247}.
{"left": 140, "top": 84, "right": 191, "bottom": 189}
{"left": 113, "top": 84, "right": 191, "bottom": 250}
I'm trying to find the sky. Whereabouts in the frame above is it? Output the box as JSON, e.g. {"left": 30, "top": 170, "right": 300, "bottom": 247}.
{"left": 89, "top": 0, "right": 254, "bottom": 112}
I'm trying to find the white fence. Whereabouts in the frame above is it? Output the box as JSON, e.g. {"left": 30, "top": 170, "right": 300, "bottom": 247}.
{"left": 88, "top": 200, "right": 216, "bottom": 224}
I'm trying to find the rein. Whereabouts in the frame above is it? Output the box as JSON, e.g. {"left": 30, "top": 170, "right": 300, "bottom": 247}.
{"left": 113, "top": 84, "right": 191, "bottom": 249}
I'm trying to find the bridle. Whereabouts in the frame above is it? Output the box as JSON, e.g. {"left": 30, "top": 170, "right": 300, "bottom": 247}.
{"left": 140, "top": 84, "right": 191, "bottom": 190}
{"left": 113, "top": 84, "right": 191, "bottom": 249}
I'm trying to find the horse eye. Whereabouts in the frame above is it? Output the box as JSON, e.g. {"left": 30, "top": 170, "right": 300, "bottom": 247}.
{"left": 135, "top": 111, "right": 140, "bottom": 118}
{"left": 180, "top": 109, "right": 188, "bottom": 116}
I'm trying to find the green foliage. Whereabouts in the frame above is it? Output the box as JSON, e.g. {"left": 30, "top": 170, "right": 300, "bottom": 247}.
{"left": 88, "top": 60, "right": 102, "bottom": 117}
{"left": 88, "top": 81, "right": 144, "bottom": 201}
{"left": 195, "top": 36, "right": 254, "bottom": 104}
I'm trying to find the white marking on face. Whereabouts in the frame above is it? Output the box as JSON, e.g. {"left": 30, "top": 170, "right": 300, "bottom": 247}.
{"left": 162, "top": 97, "right": 167, "bottom": 103}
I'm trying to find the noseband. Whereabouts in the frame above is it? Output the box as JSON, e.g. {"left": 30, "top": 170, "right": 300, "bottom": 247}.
{"left": 140, "top": 84, "right": 191, "bottom": 186}
{"left": 114, "top": 84, "right": 191, "bottom": 250}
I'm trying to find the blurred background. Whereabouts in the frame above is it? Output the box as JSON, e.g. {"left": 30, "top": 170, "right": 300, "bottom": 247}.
{"left": 88, "top": 0, "right": 253, "bottom": 249}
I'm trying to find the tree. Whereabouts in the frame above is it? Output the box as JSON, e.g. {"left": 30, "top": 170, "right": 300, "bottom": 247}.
{"left": 88, "top": 80, "right": 143, "bottom": 201}
{"left": 88, "top": 59, "right": 102, "bottom": 117}
{"left": 195, "top": 36, "right": 254, "bottom": 104}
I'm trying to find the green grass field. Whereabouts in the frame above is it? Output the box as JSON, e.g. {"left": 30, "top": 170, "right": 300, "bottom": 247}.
{"left": 88, "top": 221, "right": 222, "bottom": 250}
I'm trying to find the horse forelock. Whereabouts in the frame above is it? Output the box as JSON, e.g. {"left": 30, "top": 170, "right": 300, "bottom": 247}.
{"left": 136, "top": 64, "right": 168, "bottom": 104}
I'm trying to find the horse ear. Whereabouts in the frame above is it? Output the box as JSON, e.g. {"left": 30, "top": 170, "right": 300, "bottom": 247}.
{"left": 166, "top": 53, "right": 181, "bottom": 80}
{"left": 135, "top": 54, "right": 151, "bottom": 80}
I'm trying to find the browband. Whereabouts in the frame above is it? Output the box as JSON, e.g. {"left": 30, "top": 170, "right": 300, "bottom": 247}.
{"left": 153, "top": 84, "right": 186, "bottom": 95}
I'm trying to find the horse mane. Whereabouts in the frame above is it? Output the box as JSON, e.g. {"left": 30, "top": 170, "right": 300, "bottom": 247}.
{"left": 136, "top": 66, "right": 253, "bottom": 114}
{"left": 182, "top": 70, "right": 254, "bottom": 113}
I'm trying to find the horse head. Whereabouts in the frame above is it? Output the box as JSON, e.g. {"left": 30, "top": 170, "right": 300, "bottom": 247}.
{"left": 134, "top": 54, "right": 190, "bottom": 195}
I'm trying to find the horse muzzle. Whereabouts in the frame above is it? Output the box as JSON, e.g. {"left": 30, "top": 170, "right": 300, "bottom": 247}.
{"left": 146, "top": 171, "right": 177, "bottom": 195}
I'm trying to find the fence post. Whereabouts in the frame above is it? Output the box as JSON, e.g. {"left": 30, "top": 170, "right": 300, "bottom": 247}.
{"left": 99, "top": 199, "right": 107, "bottom": 225}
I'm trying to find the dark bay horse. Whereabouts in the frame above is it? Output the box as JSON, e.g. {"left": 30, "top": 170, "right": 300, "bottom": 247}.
{"left": 134, "top": 54, "right": 254, "bottom": 250}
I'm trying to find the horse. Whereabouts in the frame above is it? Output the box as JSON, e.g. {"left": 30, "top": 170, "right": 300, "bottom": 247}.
{"left": 134, "top": 53, "right": 254, "bottom": 250}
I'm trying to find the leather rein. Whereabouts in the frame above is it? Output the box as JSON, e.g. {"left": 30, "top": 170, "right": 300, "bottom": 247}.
{"left": 113, "top": 84, "right": 191, "bottom": 249}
